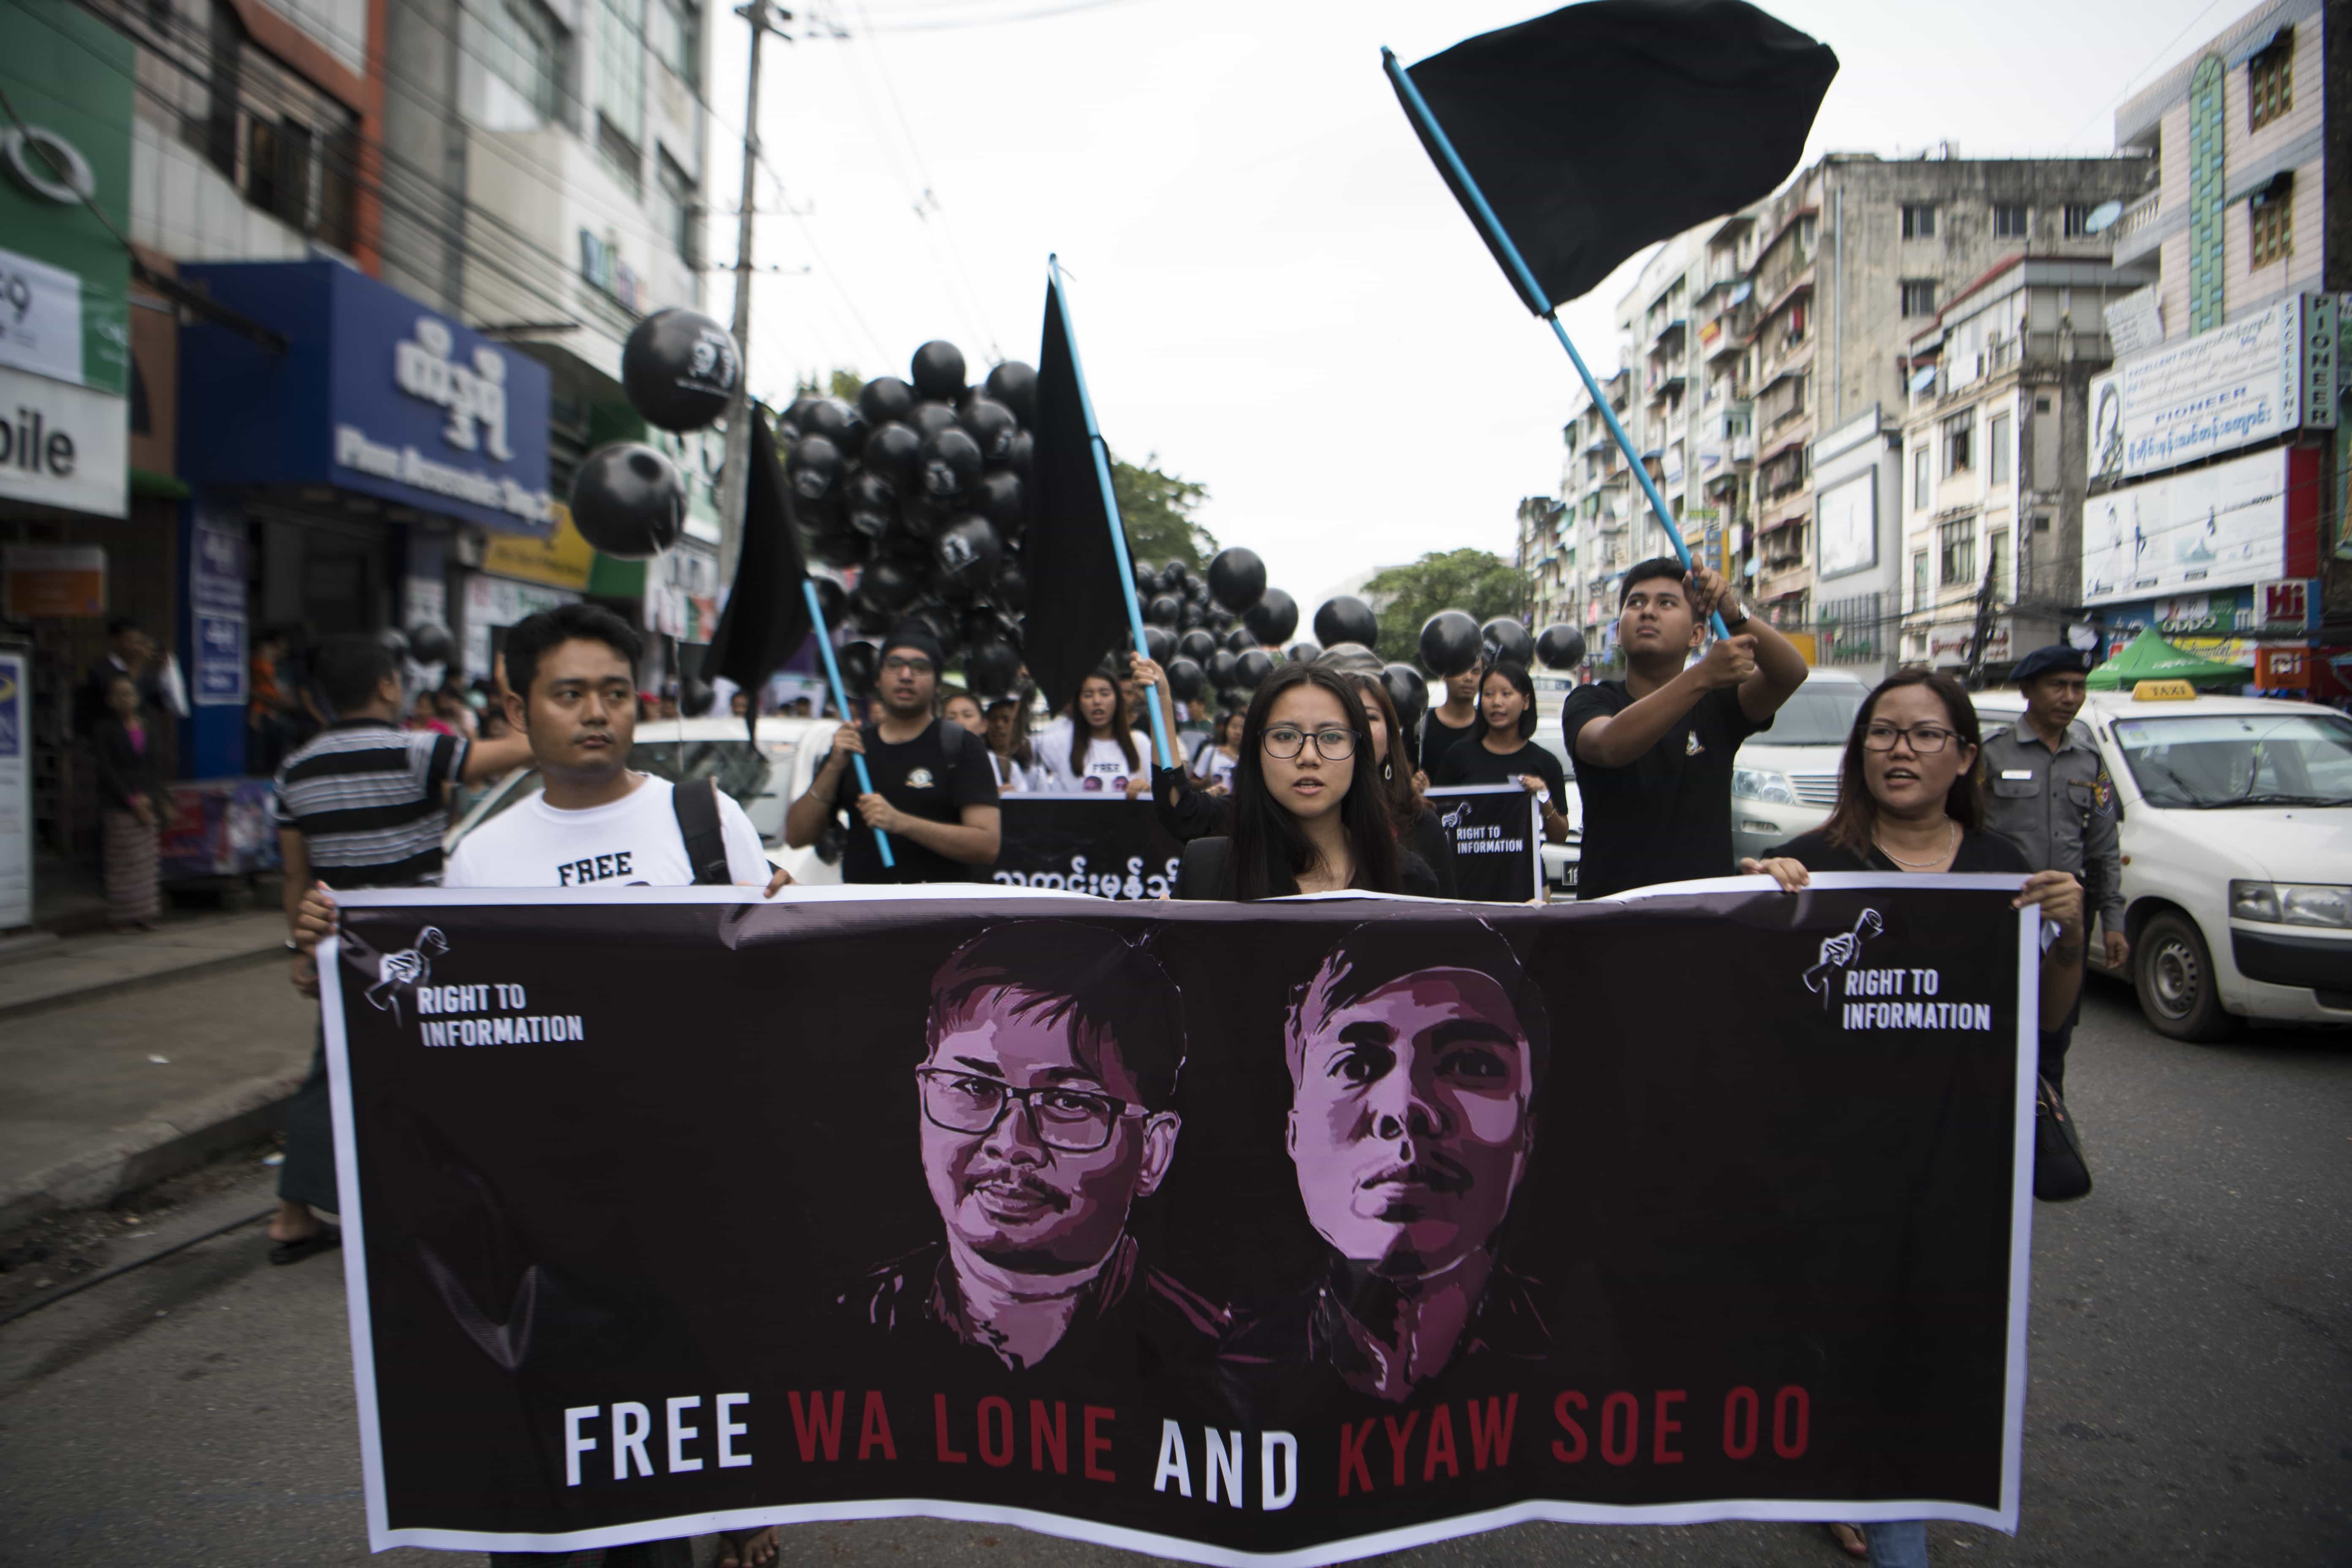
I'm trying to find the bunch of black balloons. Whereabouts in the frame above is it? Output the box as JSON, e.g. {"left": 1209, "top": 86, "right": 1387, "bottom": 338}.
{"left": 569, "top": 307, "right": 743, "bottom": 559}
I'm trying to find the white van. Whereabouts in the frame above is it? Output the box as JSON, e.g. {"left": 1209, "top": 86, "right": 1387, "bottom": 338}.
{"left": 1971, "top": 683, "right": 2352, "bottom": 1040}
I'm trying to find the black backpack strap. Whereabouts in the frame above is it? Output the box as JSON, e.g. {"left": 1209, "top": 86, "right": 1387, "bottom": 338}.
{"left": 672, "top": 776, "right": 732, "bottom": 885}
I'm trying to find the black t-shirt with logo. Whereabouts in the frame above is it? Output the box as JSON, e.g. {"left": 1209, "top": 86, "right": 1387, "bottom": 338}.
{"left": 1560, "top": 681, "right": 1769, "bottom": 899}
{"left": 829, "top": 719, "right": 998, "bottom": 883}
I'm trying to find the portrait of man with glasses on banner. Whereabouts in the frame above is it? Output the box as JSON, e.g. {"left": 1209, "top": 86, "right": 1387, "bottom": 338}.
{"left": 839, "top": 920, "right": 1228, "bottom": 1374}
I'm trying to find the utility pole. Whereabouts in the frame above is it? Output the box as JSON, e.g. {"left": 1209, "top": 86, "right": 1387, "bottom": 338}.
{"left": 714, "top": 0, "right": 790, "bottom": 588}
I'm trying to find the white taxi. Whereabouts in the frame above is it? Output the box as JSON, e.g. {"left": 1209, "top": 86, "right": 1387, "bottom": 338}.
{"left": 1972, "top": 681, "right": 2352, "bottom": 1040}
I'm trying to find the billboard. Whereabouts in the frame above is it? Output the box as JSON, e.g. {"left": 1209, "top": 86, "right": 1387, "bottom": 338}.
{"left": 1816, "top": 471, "right": 1877, "bottom": 580}
{"left": 2092, "top": 297, "right": 2311, "bottom": 482}
{"left": 2080, "top": 446, "right": 2286, "bottom": 607}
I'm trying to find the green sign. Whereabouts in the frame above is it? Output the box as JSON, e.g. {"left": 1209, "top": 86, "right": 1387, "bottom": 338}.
{"left": 0, "top": 2, "right": 134, "bottom": 397}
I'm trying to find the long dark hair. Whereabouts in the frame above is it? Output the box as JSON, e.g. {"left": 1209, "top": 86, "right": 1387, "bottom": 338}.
{"left": 1070, "top": 667, "right": 1141, "bottom": 776}
{"left": 1821, "top": 670, "right": 1986, "bottom": 853}
{"left": 1229, "top": 663, "right": 1401, "bottom": 901}
{"left": 1470, "top": 660, "right": 1538, "bottom": 745}
{"left": 1338, "top": 670, "right": 1424, "bottom": 839}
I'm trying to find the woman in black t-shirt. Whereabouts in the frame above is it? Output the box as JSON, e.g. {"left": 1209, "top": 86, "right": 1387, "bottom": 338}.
{"left": 1428, "top": 661, "right": 1570, "bottom": 845}
{"left": 1740, "top": 668, "right": 2086, "bottom": 1029}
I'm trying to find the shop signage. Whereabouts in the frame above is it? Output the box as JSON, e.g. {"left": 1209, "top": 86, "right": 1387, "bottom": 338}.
{"left": 1816, "top": 470, "right": 1876, "bottom": 579}
{"left": 0, "top": 243, "right": 88, "bottom": 385}
{"left": 481, "top": 503, "right": 596, "bottom": 591}
{"left": 2080, "top": 446, "right": 2285, "bottom": 607}
{"left": 2255, "top": 646, "right": 2309, "bottom": 689}
{"left": 0, "top": 366, "right": 125, "bottom": 516}
{"left": 189, "top": 514, "right": 246, "bottom": 708}
{"left": 2088, "top": 296, "right": 2316, "bottom": 482}
{"left": 177, "top": 261, "right": 553, "bottom": 536}
{"left": 2255, "top": 577, "right": 2315, "bottom": 631}
{"left": 579, "top": 229, "right": 644, "bottom": 313}
{"left": 1, "top": 542, "right": 104, "bottom": 617}
{"left": 1928, "top": 621, "right": 2009, "bottom": 661}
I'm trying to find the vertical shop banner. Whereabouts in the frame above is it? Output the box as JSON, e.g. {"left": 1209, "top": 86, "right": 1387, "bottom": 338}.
{"left": 189, "top": 515, "right": 248, "bottom": 708}
{"left": 323, "top": 881, "right": 2036, "bottom": 1561}
{"left": 990, "top": 798, "right": 1182, "bottom": 899}
{"left": 1426, "top": 785, "right": 1542, "bottom": 903}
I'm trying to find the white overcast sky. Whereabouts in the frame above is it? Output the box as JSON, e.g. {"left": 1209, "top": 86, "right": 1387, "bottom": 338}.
{"left": 704, "top": 0, "right": 2238, "bottom": 609}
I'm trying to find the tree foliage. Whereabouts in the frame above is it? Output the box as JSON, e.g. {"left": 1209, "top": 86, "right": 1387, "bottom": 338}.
{"left": 1111, "top": 452, "right": 1217, "bottom": 571}
{"left": 794, "top": 368, "right": 866, "bottom": 401}
{"left": 1364, "top": 548, "right": 1527, "bottom": 669}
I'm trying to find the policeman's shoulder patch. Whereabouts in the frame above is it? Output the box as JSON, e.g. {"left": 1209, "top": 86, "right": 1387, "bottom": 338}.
{"left": 2092, "top": 768, "right": 2115, "bottom": 817}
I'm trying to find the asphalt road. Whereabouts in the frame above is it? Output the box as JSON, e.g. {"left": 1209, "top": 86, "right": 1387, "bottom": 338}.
{"left": 1, "top": 975, "right": 2344, "bottom": 1567}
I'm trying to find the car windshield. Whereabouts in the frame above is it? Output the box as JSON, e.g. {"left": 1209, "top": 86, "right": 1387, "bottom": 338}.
{"left": 2110, "top": 711, "right": 2352, "bottom": 808}
{"left": 1767, "top": 683, "right": 1866, "bottom": 745}
{"left": 632, "top": 739, "right": 798, "bottom": 842}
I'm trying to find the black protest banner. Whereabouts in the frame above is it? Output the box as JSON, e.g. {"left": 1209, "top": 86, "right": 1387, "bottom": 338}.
{"left": 1426, "top": 785, "right": 1542, "bottom": 904}
{"left": 324, "top": 879, "right": 2036, "bottom": 1560}
{"left": 990, "top": 797, "right": 1183, "bottom": 900}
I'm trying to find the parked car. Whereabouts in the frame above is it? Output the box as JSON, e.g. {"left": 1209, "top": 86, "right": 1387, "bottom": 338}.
{"left": 1971, "top": 684, "right": 2352, "bottom": 1040}
{"left": 446, "top": 715, "right": 847, "bottom": 885}
{"left": 1729, "top": 670, "right": 1870, "bottom": 862}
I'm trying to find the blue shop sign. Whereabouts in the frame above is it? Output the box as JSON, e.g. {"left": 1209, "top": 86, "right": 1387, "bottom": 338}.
{"left": 177, "top": 261, "right": 552, "bottom": 536}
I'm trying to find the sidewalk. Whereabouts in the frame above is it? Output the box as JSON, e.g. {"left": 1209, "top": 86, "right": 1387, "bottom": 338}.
{"left": 0, "top": 913, "right": 313, "bottom": 1231}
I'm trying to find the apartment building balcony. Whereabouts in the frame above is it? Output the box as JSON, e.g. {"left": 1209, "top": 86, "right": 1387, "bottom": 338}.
{"left": 1649, "top": 314, "right": 1688, "bottom": 354}
{"left": 1703, "top": 308, "right": 1753, "bottom": 362}
{"left": 2110, "top": 188, "right": 2163, "bottom": 268}
{"left": 1645, "top": 365, "right": 1688, "bottom": 401}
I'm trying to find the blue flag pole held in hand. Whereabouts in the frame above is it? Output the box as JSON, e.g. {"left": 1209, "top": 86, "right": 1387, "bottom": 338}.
{"left": 801, "top": 579, "right": 896, "bottom": 871}
{"left": 1383, "top": 45, "right": 1729, "bottom": 641}
{"left": 1046, "top": 256, "right": 1177, "bottom": 768}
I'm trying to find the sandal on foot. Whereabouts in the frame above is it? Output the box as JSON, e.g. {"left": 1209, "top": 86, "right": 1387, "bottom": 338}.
{"left": 269, "top": 1224, "right": 341, "bottom": 1266}
{"left": 1825, "top": 1522, "right": 1869, "bottom": 1559}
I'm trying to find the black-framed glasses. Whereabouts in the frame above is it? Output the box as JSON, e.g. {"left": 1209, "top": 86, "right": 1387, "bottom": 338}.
{"left": 882, "top": 656, "right": 935, "bottom": 676}
{"left": 916, "top": 1067, "right": 1146, "bottom": 1154}
{"left": 1262, "top": 724, "right": 1358, "bottom": 761}
{"left": 1862, "top": 722, "right": 1958, "bottom": 754}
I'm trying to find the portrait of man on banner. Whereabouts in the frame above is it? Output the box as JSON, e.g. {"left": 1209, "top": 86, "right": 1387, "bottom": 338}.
{"left": 1222, "top": 919, "right": 1554, "bottom": 1410}
{"left": 840, "top": 920, "right": 1227, "bottom": 1374}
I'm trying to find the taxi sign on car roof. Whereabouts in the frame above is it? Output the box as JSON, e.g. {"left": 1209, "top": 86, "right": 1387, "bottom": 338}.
{"left": 2131, "top": 679, "right": 2199, "bottom": 701}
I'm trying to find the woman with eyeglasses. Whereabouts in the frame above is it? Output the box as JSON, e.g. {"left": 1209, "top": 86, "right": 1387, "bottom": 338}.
{"left": 1740, "top": 669, "right": 2084, "bottom": 1568}
{"left": 1427, "top": 661, "right": 1571, "bottom": 846}
{"left": 1173, "top": 662, "right": 1439, "bottom": 900}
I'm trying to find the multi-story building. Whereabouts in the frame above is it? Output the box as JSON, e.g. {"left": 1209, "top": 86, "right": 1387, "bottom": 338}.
{"left": 2085, "top": 0, "right": 2347, "bottom": 697}
{"left": 1898, "top": 257, "right": 2153, "bottom": 672}
{"left": 1516, "top": 495, "right": 1570, "bottom": 629}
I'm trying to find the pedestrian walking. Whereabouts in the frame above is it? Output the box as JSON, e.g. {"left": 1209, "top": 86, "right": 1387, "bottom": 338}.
{"left": 268, "top": 634, "right": 531, "bottom": 1266}
{"left": 781, "top": 623, "right": 1001, "bottom": 883}
{"left": 1561, "top": 558, "right": 1806, "bottom": 898}
{"left": 1173, "top": 662, "right": 1436, "bottom": 899}
{"left": 1428, "top": 660, "right": 1572, "bottom": 850}
{"left": 90, "top": 674, "right": 164, "bottom": 931}
{"left": 1979, "top": 645, "right": 2126, "bottom": 1094}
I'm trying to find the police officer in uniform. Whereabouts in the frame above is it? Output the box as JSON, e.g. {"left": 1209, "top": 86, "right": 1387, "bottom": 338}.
{"left": 1982, "top": 644, "right": 2126, "bottom": 1092}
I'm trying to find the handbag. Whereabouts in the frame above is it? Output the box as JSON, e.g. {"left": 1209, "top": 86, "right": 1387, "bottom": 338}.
{"left": 2033, "top": 1075, "right": 2091, "bottom": 1201}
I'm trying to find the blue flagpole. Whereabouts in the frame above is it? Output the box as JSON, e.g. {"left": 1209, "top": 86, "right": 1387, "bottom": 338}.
{"left": 1048, "top": 255, "right": 1178, "bottom": 770}
{"left": 801, "top": 579, "right": 896, "bottom": 870}
{"left": 1382, "top": 46, "right": 1729, "bottom": 641}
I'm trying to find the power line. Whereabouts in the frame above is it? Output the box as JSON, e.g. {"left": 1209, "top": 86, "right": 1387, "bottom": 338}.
{"left": 2056, "top": 0, "right": 2232, "bottom": 151}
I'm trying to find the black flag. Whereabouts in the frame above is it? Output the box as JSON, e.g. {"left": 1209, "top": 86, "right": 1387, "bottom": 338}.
{"left": 702, "top": 408, "right": 813, "bottom": 722}
{"left": 1394, "top": 0, "right": 1837, "bottom": 313}
{"left": 1022, "top": 275, "right": 1132, "bottom": 717}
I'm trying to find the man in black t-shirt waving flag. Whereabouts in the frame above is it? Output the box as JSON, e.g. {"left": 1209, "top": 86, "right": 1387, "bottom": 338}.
{"left": 1562, "top": 558, "right": 1808, "bottom": 899}
{"left": 784, "top": 623, "right": 1000, "bottom": 883}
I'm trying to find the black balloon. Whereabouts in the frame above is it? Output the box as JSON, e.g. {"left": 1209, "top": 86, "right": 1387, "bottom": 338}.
{"left": 845, "top": 589, "right": 893, "bottom": 637}
{"left": 1147, "top": 594, "right": 1181, "bottom": 628}
{"left": 1158, "top": 561, "right": 1187, "bottom": 592}
{"left": 1313, "top": 595, "right": 1379, "bottom": 651}
{"left": 842, "top": 467, "right": 896, "bottom": 539}
{"left": 808, "top": 521, "right": 871, "bottom": 569}
{"left": 1418, "top": 610, "right": 1482, "bottom": 676}
{"left": 1224, "top": 626, "right": 1256, "bottom": 654}
{"left": 983, "top": 361, "right": 1037, "bottom": 425}
{"left": 934, "top": 514, "right": 1003, "bottom": 592}
{"left": 918, "top": 427, "right": 982, "bottom": 497}
{"left": 1382, "top": 662, "right": 1429, "bottom": 728}
{"left": 836, "top": 640, "right": 879, "bottom": 695}
{"left": 799, "top": 397, "right": 855, "bottom": 445}
{"left": 975, "top": 469, "right": 1026, "bottom": 530}
{"left": 858, "top": 376, "right": 915, "bottom": 426}
{"left": 860, "top": 556, "right": 920, "bottom": 612}
{"left": 678, "top": 676, "right": 716, "bottom": 718}
{"left": 1002, "top": 430, "right": 1034, "bottom": 476}
{"left": 1165, "top": 656, "right": 1206, "bottom": 702}
{"left": 1243, "top": 588, "right": 1298, "bottom": 646}
{"left": 1206, "top": 547, "right": 1266, "bottom": 612}
{"left": 958, "top": 397, "right": 1018, "bottom": 463}
{"left": 779, "top": 395, "right": 822, "bottom": 437}
{"left": 1235, "top": 649, "right": 1275, "bottom": 691}
{"left": 620, "top": 308, "right": 739, "bottom": 432}
{"left": 1286, "top": 640, "right": 1321, "bottom": 664}
{"left": 407, "top": 622, "right": 455, "bottom": 664}
{"left": 1536, "top": 624, "right": 1588, "bottom": 670}
{"left": 1142, "top": 625, "right": 1175, "bottom": 664}
{"left": 785, "top": 433, "right": 844, "bottom": 501}
{"left": 965, "top": 638, "right": 1021, "bottom": 697}
{"left": 907, "top": 400, "right": 960, "bottom": 441}
{"left": 1482, "top": 616, "right": 1536, "bottom": 670}
{"left": 898, "top": 490, "right": 954, "bottom": 543}
{"left": 569, "top": 441, "right": 683, "bottom": 558}
{"left": 993, "top": 563, "right": 1028, "bottom": 612}
{"left": 1176, "top": 629, "right": 1217, "bottom": 663}
{"left": 378, "top": 627, "right": 411, "bottom": 663}
{"left": 863, "top": 420, "right": 921, "bottom": 480}
{"left": 811, "top": 577, "right": 848, "bottom": 627}
{"left": 910, "top": 340, "right": 967, "bottom": 400}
